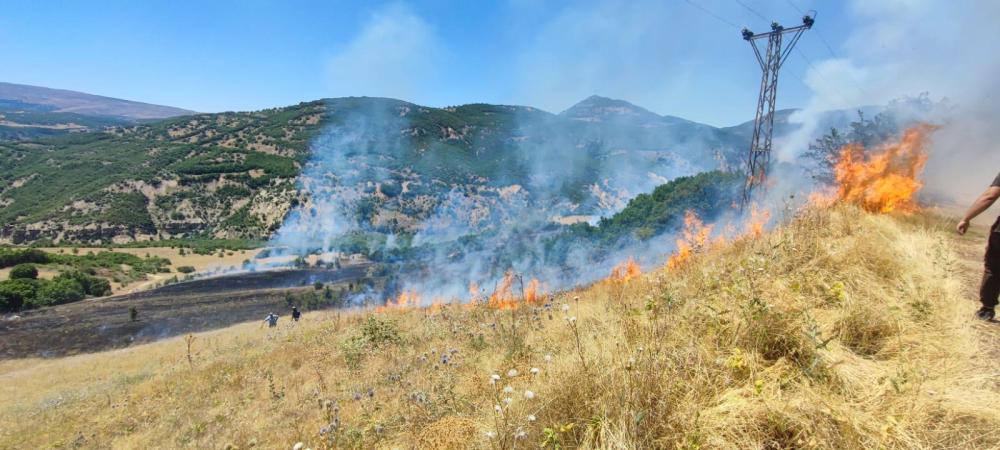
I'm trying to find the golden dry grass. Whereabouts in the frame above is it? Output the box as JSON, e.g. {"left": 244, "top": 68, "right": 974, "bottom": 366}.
{"left": 2, "top": 206, "right": 999, "bottom": 449}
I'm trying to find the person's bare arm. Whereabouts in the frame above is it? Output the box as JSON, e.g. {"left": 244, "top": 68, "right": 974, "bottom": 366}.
{"left": 957, "top": 186, "right": 1000, "bottom": 234}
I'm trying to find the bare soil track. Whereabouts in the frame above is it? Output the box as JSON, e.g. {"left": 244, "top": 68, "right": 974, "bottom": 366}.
{"left": 0, "top": 265, "right": 370, "bottom": 359}
{"left": 949, "top": 218, "right": 1000, "bottom": 372}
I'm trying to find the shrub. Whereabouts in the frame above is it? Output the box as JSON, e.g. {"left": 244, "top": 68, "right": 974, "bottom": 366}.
{"left": 0, "top": 248, "right": 50, "bottom": 268}
{"left": 177, "top": 266, "right": 196, "bottom": 274}
{"left": 54, "top": 270, "right": 111, "bottom": 297}
{"left": 9, "top": 264, "right": 38, "bottom": 280}
{"left": 359, "top": 315, "right": 401, "bottom": 349}
{"left": 33, "top": 278, "right": 85, "bottom": 307}
{"left": 0, "top": 279, "right": 38, "bottom": 311}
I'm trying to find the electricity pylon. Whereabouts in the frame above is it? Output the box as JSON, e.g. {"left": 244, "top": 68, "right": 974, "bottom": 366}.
{"left": 740, "top": 15, "right": 814, "bottom": 208}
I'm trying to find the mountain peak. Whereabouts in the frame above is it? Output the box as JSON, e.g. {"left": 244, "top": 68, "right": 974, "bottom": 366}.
{"left": 559, "top": 95, "right": 664, "bottom": 123}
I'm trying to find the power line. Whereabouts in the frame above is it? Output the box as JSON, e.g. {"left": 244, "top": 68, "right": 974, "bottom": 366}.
{"left": 773, "top": 3, "right": 873, "bottom": 101}
{"left": 734, "top": 0, "right": 769, "bottom": 24}
{"left": 682, "top": 0, "right": 741, "bottom": 30}
{"left": 784, "top": 0, "right": 804, "bottom": 15}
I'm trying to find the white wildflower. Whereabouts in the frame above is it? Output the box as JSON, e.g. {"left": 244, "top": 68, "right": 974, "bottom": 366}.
{"left": 507, "top": 368, "right": 519, "bottom": 378}
{"left": 494, "top": 404, "right": 502, "bottom": 413}
{"left": 485, "top": 431, "right": 497, "bottom": 439}
{"left": 523, "top": 390, "right": 535, "bottom": 400}
{"left": 515, "top": 428, "right": 528, "bottom": 440}
{"left": 561, "top": 304, "right": 570, "bottom": 312}
{"left": 293, "top": 443, "right": 304, "bottom": 450}
{"left": 490, "top": 373, "right": 501, "bottom": 384}
{"left": 503, "top": 385, "right": 514, "bottom": 394}
{"left": 544, "top": 354, "right": 553, "bottom": 362}
{"left": 530, "top": 367, "right": 540, "bottom": 375}
{"left": 503, "top": 397, "right": 513, "bottom": 405}
{"left": 527, "top": 414, "right": 537, "bottom": 422}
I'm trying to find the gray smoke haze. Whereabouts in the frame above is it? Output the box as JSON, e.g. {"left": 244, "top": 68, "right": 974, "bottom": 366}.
{"left": 261, "top": 96, "right": 758, "bottom": 305}
{"left": 260, "top": 0, "right": 1000, "bottom": 306}
{"left": 781, "top": 0, "right": 1000, "bottom": 203}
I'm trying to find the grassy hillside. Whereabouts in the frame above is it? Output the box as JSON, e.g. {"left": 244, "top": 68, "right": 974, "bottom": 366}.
{"left": 0, "top": 96, "right": 745, "bottom": 247}
{"left": 2, "top": 206, "right": 997, "bottom": 448}
{"left": 0, "top": 101, "right": 326, "bottom": 244}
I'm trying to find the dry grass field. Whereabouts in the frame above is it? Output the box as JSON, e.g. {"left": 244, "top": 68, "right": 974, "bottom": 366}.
{"left": 2, "top": 206, "right": 999, "bottom": 449}
{"left": 35, "top": 247, "right": 264, "bottom": 295}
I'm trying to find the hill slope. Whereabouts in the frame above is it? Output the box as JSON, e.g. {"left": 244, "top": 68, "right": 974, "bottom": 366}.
{"left": 0, "top": 96, "right": 746, "bottom": 246}
{"left": 0, "top": 82, "right": 196, "bottom": 141}
{"left": 2, "top": 206, "right": 997, "bottom": 448}
{"left": 0, "top": 82, "right": 195, "bottom": 120}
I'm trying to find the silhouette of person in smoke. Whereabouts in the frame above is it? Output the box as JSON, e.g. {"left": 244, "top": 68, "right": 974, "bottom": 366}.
{"left": 956, "top": 172, "right": 1000, "bottom": 321}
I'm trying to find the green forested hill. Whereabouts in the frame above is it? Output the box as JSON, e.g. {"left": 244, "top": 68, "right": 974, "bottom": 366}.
{"left": 0, "top": 96, "right": 746, "bottom": 246}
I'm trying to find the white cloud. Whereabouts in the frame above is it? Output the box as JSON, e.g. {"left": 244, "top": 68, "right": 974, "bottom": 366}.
{"left": 325, "top": 3, "right": 443, "bottom": 102}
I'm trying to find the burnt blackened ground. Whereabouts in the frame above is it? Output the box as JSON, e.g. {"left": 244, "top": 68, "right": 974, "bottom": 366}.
{"left": 0, "top": 265, "right": 371, "bottom": 359}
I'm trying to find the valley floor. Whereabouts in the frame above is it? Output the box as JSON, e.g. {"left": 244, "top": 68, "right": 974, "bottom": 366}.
{"left": 2, "top": 206, "right": 1000, "bottom": 449}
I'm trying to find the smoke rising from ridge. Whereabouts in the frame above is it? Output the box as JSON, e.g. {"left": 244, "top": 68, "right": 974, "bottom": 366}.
{"left": 262, "top": 97, "right": 751, "bottom": 305}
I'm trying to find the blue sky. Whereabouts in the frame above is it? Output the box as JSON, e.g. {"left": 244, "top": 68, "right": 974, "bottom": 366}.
{"left": 0, "top": 1, "right": 920, "bottom": 126}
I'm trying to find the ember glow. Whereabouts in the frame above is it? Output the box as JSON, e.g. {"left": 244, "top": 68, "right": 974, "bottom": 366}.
{"left": 821, "top": 124, "right": 936, "bottom": 213}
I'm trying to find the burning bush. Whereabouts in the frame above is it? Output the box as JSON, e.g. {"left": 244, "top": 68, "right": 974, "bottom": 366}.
{"left": 830, "top": 124, "right": 935, "bottom": 213}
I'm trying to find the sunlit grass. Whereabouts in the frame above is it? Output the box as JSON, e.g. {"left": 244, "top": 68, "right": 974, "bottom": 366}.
{"left": 2, "top": 205, "right": 998, "bottom": 449}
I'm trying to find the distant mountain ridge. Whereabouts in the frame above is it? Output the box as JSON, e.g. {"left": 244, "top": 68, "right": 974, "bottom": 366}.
{"left": 0, "top": 82, "right": 195, "bottom": 120}
{"left": 0, "top": 92, "right": 872, "bottom": 246}
{"left": 560, "top": 95, "right": 694, "bottom": 126}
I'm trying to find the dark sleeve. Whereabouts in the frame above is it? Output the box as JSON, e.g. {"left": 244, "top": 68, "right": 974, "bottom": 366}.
{"left": 993, "top": 172, "right": 1000, "bottom": 187}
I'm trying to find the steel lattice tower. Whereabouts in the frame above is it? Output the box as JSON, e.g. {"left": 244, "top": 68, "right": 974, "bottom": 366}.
{"left": 740, "top": 15, "right": 814, "bottom": 207}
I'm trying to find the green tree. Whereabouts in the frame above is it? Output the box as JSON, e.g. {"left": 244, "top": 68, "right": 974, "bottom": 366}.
{"left": 9, "top": 264, "right": 38, "bottom": 280}
{"left": 54, "top": 270, "right": 110, "bottom": 296}
{"left": 0, "top": 279, "right": 38, "bottom": 311}
{"left": 33, "top": 278, "right": 85, "bottom": 307}
{"left": 802, "top": 109, "right": 903, "bottom": 184}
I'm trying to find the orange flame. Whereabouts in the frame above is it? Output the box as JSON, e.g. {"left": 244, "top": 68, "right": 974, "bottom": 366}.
{"left": 468, "top": 282, "right": 481, "bottom": 303}
{"left": 822, "top": 124, "right": 935, "bottom": 213}
{"left": 524, "top": 278, "right": 545, "bottom": 306}
{"left": 488, "top": 272, "right": 519, "bottom": 310}
{"left": 609, "top": 258, "right": 642, "bottom": 284}
{"left": 744, "top": 203, "right": 771, "bottom": 238}
{"left": 667, "top": 210, "right": 716, "bottom": 270}
{"left": 376, "top": 289, "right": 421, "bottom": 312}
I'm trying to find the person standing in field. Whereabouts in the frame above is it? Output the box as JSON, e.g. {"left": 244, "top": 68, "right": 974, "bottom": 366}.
{"left": 263, "top": 312, "right": 279, "bottom": 328}
{"left": 956, "top": 172, "right": 1000, "bottom": 321}
{"left": 291, "top": 306, "right": 301, "bottom": 322}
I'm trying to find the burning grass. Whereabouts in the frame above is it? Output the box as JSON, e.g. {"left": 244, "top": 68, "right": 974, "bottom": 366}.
{"left": 1, "top": 205, "right": 999, "bottom": 449}
{"left": 813, "top": 124, "right": 936, "bottom": 214}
